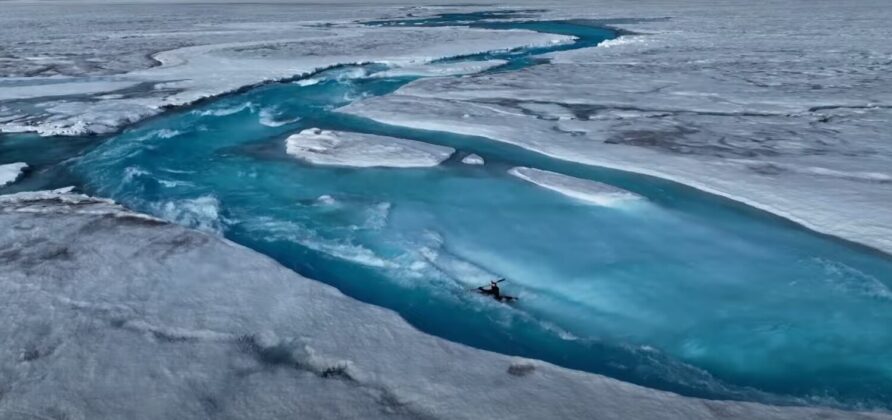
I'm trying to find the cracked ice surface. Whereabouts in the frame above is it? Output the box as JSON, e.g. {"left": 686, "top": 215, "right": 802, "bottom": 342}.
{"left": 0, "top": 3, "right": 572, "bottom": 136}
{"left": 286, "top": 128, "right": 454, "bottom": 168}
{"left": 2, "top": 189, "right": 890, "bottom": 420}
{"left": 341, "top": 0, "right": 892, "bottom": 254}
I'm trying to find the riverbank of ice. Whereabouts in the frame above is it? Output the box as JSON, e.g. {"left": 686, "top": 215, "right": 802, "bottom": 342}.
{"left": 1, "top": 188, "right": 889, "bottom": 420}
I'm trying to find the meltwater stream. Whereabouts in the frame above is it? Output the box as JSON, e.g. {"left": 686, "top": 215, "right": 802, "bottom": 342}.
{"left": 5, "top": 14, "right": 892, "bottom": 411}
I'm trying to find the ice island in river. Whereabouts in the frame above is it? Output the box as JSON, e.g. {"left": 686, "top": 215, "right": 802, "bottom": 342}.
{"left": 2, "top": 0, "right": 892, "bottom": 419}
{"left": 286, "top": 128, "right": 454, "bottom": 168}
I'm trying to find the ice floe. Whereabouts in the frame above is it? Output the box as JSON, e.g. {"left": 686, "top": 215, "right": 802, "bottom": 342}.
{"left": 1, "top": 189, "right": 888, "bottom": 420}
{"left": 509, "top": 167, "right": 643, "bottom": 207}
{"left": 286, "top": 128, "right": 454, "bottom": 168}
{"left": 0, "top": 162, "right": 27, "bottom": 186}
{"left": 461, "top": 153, "right": 484, "bottom": 165}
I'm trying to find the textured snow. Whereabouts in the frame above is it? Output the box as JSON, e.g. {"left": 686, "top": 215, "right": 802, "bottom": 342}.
{"left": 509, "top": 167, "right": 643, "bottom": 207}
{"left": 0, "top": 162, "right": 28, "bottom": 186}
{"left": 340, "top": 0, "right": 892, "bottom": 254}
{"left": 286, "top": 128, "right": 454, "bottom": 168}
{"left": 0, "top": 3, "right": 572, "bottom": 136}
{"left": 1, "top": 189, "right": 889, "bottom": 420}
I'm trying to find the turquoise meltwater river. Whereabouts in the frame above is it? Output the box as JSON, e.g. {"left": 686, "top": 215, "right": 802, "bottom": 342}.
{"left": 3, "top": 13, "right": 892, "bottom": 411}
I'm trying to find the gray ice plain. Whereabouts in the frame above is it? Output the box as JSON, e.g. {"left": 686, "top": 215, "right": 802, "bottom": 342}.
{"left": 1, "top": 0, "right": 892, "bottom": 419}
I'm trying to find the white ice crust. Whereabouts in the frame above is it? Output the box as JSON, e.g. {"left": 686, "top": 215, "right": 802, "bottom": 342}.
{"left": 0, "top": 162, "right": 28, "bottom": 186}
{"left": 1, "top": 189, "right": 888, "bottom": 420}
{"left": 509, "top": 167, "right": 643, "bottom": 207}
{"left": 286, "top": 128, "right": 454, "bottom": 168}
{"left": 340, "top": 0, "right": 892, "bottom": 254}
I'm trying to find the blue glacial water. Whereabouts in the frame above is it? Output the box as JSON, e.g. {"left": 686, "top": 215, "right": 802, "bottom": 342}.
{"left": 3, "top": 13, "right": 892, "bottom": 411}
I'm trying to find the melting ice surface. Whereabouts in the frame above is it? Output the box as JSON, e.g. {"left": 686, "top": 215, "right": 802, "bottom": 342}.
{"left": 6, "top": 13, "right": 892, "bottom": 411}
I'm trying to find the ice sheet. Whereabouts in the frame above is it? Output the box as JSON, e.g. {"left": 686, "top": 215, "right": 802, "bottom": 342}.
{"left": 1, "top": 189, "right": 887, "bottom": 420}
{"left": 286, "top": 128, "right": 454, "bottom": 168}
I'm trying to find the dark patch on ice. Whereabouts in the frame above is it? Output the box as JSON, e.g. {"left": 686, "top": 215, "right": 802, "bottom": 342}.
{"left": 551, "top": 126, "right": 587, "bottom": 136}
{"left": 21, "top": 348, "right": 41, "bottom": 362}
{"left": 109, "top": 213, "right": 166, "bottom": 227}
{"left": 199, "top": 395, "right": 222, "bottom": 416}
{"left": 238, "top": 334, "right": 356, "bottom": 382}
{"left": 808, "top": 104, "right": 892, "bottom": 113}
{"left": 508, "top": 362, "right": 536, "bottom": 376}
{"left": 320, "top": 364, "right": 352, "bottom": 379}
{"left": 40, "top": 245, "right": 74, "bottom": 262}
{"left": 746, "top": 163, "right": 787, "bottom": 176}
{"left": 150, "top": 330, "right": 193, "bottom": 343}
{"left": 605, "top": 127, "right": 781, "bottom": 158}
{"left": 129, "top": 230, "right": 210, "bottom": 262}
{"left": 0, "top": 237, "right": 74, "bottom": 269}
{"left": 0, "top": 246, "right": 23, "bottom": 264}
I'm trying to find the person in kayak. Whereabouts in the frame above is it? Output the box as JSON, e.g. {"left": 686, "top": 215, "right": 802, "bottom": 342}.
{"left": 477, "top": 278, "right": 516, "bottom": 302}
{"left": 478, "top": 279, "right": 503, "bottom": 299}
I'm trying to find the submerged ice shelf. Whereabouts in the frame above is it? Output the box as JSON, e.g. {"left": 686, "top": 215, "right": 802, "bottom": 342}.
{"left": 3, "top": 3, "right": 892, "bottom": 416}
{"left": 509, "top": 167, "right": 643, "bottom": 207}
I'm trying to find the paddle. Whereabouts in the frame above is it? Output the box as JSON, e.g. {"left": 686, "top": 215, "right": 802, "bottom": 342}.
{"left": 471, "top": 278, "right": 505, "bottom": 290}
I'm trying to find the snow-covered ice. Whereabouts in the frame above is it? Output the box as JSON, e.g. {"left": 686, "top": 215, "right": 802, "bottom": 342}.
{"left": 1, "top": 188, "right": 888, "bottom": 420}
{"left": 0, "top": 162, "right": 28, "bottom": 186}
{"left": 286, "top": 128, "right": 454, "bottom": 168}
{"left": 341, "top": 0, "right": 892, "bottom": 254}
{"left": 0, "top": 3, "right": 572, "bottom": 136}
{"left": 509, "top": 167, "right": 643, "bottom": 207}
